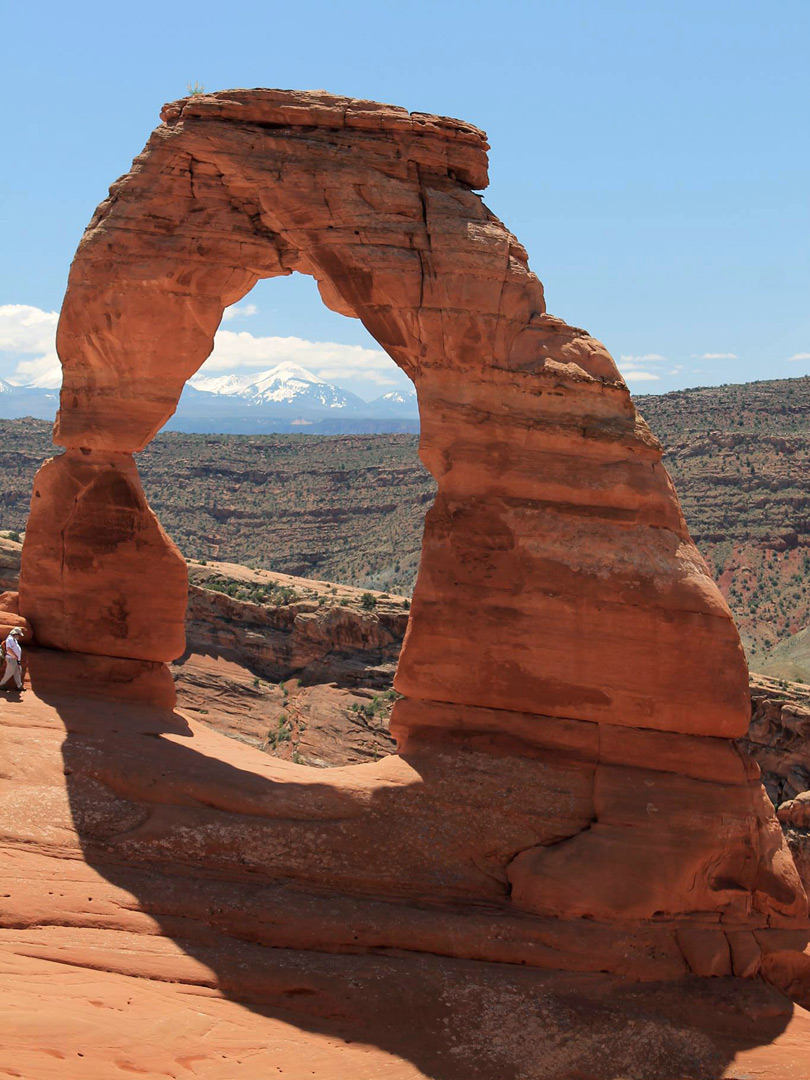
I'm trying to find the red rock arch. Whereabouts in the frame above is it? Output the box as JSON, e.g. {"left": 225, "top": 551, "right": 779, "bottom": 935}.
{"left": 16, "top": 91, "right": 808, "bottom": 971}
{"left": 21, "top": 89, "right": 744, "bottom": 736}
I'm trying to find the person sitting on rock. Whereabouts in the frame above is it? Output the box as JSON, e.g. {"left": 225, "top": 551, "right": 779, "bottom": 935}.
{"left": 0, "top": 627, "right": 25, "bottom": 692}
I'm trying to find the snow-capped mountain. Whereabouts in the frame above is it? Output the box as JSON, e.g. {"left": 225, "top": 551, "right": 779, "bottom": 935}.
{"left": 367, "top": 388, "right": 419, "bottom": 417}
{"left": 190, "top": 372, "right": 254, "bottom": 396}
{"left": 190, "top": 362, "right": 367, "bottom": 413}
{"left": 0, "top": 379, "right": 60, "bottom": 420}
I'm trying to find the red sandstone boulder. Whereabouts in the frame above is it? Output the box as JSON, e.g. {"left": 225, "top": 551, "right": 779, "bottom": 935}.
{"left": 0, "top": 591, "right": 32, "bottom": 644}
{"left": 780, "top": 793, "right": 810, "bottom": 829}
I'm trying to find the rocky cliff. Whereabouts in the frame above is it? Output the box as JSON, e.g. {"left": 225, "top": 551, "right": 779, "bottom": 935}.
{"left": 177, "top": 560, "right": 402, "bottom": 766}
{"left": 743, "top": 674, "right": 810, "bottom": 895}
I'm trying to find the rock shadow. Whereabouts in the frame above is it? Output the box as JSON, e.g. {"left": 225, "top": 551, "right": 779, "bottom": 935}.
{"left": 34, "top": 676, "right": 800, "bottom": 1080}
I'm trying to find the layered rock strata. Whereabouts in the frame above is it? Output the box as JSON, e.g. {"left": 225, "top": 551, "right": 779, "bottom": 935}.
{"left": 184, "top": 560, "right": 409, "bottom": 689}
{"left": 15, "top": 89, "right": 809, "bottom": 979}
{"left": 5, "top": 688, "right": 810, "bottom": 1080}
{"left": 744, "top": 674, "right": 810, "bottom": 897}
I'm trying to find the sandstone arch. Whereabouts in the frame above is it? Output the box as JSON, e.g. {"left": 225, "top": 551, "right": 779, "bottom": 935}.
{"left": 17, "top": 90, "right": 808, "bottom": 976}
{"left": 20, "top": 89, "right": 745, "bottom": 735}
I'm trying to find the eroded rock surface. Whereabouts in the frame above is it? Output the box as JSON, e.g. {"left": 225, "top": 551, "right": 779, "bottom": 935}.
{"left": 744, "top": 674, "right": 810, "bottom": 897}
{"left": 4, "top": 677, "right": 810, "bottom": 1078}
{"left": 12, "top": 88, "right": 809, "bottom": 986}
{"left": 21, "top": 451, "right": 186, "bottom": 661}
{"left": 176, "top": 560, "right": 401, "bottom": 765}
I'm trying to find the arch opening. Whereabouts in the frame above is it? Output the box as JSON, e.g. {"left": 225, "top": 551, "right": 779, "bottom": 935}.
{"left": 135, "top": 270, "right": 433, "bottom": 769}
{"left": 144, "top": 270, "right": 429, "bottom": 596}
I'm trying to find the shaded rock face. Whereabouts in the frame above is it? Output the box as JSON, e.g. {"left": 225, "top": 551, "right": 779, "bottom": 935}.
{"left": 744, "top": 675, "right": 810, "bottom": 807}
{"left": 743, "top": 674, "right": 810, "bottom": 899}
{"left": 15, "top": 89, "right": 809, "bottom": 978}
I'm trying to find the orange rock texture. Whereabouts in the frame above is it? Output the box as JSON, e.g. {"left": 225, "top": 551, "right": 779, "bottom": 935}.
{"left": 4, "top": 679, "right": 810, "bottom": 1078}
{"left": 21, "top": 451, "right": 186, "bottom": 661}
{"left": 14, "top": 89, "right": 810, "bottom": 984}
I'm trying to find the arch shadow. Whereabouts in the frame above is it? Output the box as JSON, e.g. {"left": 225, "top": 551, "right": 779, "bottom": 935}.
{"left": 19, "top": 664, "right": 799, "bottom": 1080}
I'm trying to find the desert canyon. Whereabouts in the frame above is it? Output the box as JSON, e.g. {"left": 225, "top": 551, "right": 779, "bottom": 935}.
{"left": 2, "top": 88, "right": 810, "bottom": 1078}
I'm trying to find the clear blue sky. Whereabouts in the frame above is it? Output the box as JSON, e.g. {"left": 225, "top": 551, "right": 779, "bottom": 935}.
{"left": 2, "top": 0, "right": 808, "bottom": 397}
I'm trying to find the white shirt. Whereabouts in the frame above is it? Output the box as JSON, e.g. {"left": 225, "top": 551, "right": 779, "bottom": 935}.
{"left": 4, "top": 636, "right": 21, "bottom": 662}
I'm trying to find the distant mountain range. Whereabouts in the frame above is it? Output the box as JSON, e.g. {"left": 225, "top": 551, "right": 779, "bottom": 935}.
{"left": 0, "top": 378, "right": 60, "bottom": 420}
{"left": 0, "top": 363, "right": 420, "bottom": 434}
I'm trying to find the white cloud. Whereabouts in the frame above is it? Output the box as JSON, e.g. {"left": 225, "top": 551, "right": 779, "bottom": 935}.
{"left": 697, "top": 352, "right": 737, "bottom": 360}
{"left": 0, "top": 303, "right": 405, "bottom": 393}
{"left": 13, "top": 354, "right": 61, "bottom": 388}
{"left": 788, "top": 352, "right": 810, "bottom": 362}
{"left": 0, "top": 304, "right": 58, "bottom": 353}
{"left": 620, "top": 353, "right": 667, "bottom": 365}
{"left": 621, "top": 370, "right": 660, "bottom": 383}
{"left": 617, "top": 353, "right": 667, "bottom": 384}
{"left": 222, "top": 303, "right": 258, "bottom": 321}
{"left": 201, "top": 330, "right": 401, "bottom": 387}
{"left": 0, "top": 304, "right": 60, "bottom": 386}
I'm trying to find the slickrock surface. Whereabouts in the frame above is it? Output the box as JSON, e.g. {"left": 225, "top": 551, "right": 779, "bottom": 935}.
{"left": 11, "top": 86, "right": 809, "bottom": 1012}
{"left": 175, "top": 574, "right": 810, "bottom": 895}
{"left": 3, "top": 676, "right": 810, "bottom": 1079}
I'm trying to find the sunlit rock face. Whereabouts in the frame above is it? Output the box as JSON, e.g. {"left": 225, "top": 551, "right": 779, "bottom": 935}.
{"left": 16, "top": 89, "right": 808, "bottom": 977}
